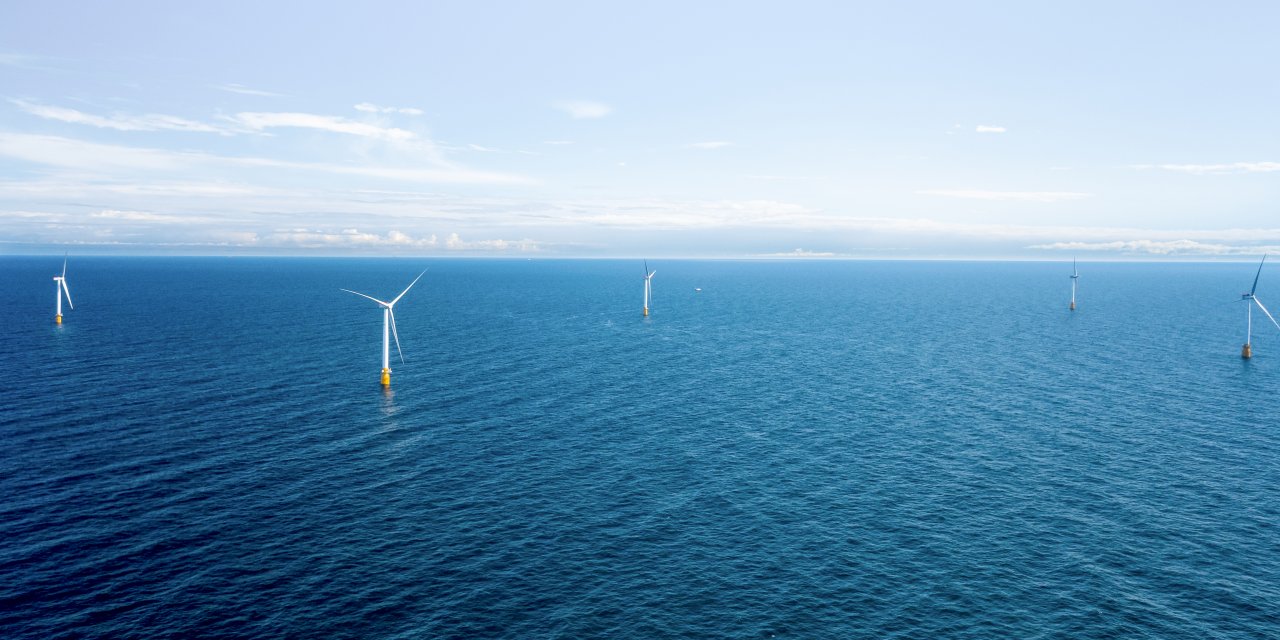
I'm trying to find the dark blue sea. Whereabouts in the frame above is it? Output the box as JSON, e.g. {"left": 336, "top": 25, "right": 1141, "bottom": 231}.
{"left": 1, "top": 257, "right": 1278, "bottom": 638}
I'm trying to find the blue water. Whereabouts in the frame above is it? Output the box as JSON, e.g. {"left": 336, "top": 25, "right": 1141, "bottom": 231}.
{"left": 1, "top": 257, "right": 1278, "bottom": 638}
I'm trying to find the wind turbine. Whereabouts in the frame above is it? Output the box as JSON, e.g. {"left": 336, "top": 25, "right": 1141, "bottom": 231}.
{"left": 53, "top": 254, "right": 73, "bottom": 324}
{"left": 1069, "top": 258, "right": 1079, "bottom": 311}
{"left": 1240, "top": 254, "right": 1280, "bottom": 359}
{"left": 642, "top": 260, "right": 656, "bottom": 316}
{"left": 342, "top": 270, "right": 426, "bottom": 386}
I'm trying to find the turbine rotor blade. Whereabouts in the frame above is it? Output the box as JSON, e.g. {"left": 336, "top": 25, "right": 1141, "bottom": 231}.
{"left": 388, "top": 308, "right": 405, "bottom": 364}
{"left": 644, "top": 259, "right": 648, "bottom": 276}
{"left": 1251, "top": 254, "right": 1267, "bottom": 296}
{"left": 389, "top": 269, "right": 427, "bottom": 307}
{"left": 62, "top": 253, "right": 68, "bottom": 279}
{"left": 341, "top": 289, "right": 390, "bottom": 306}
{"left": 61, "top": 279, "right": 73, "bottom": 309}
{"left": 1253, "top": 296, "right": 1280, "bottom": 332}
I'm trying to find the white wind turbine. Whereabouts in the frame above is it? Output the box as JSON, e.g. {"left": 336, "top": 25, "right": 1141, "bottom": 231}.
{"left": 642, "top": 260, "right": 656, "bottom": 316}
{"left": 1069, "top": 258, "right": 1079, "bottom": 311}
{"left": 342, "top": 270, "right": 426, "bottom": 386}
{"left": 53, "top": 254, "right": 73, "bottom": 324}
{"left": 1240, "top": 254, "right": 1280, "bottom": 359}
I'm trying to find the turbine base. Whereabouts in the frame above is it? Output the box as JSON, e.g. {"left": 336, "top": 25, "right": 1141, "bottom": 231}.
{"left": 381, "top": 368, "right": 391, "bottom": 386}
{"left": 1242, "top": 343, "right": 1252, "bottom": 359}
{"left": 55, "top": 314, "right": 62, "bottom": 324}
{"left": 1069, "top": 301, "right": 1075, "bottom": 311}
{"left": 643, "top": 307, "right": 649, "bottom": 317}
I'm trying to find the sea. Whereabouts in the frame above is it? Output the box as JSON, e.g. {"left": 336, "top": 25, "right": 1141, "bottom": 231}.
{"left": 1, "top": 257, "right": 1277, "bottom": 639}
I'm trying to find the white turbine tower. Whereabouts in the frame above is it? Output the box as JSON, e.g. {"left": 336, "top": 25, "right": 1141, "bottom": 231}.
{"left": 642, "top": 260, "right": 656, "bottom": 316}
{"left": 342, "top": 270, "right": 426, "bottom": 386}
{"left": 53, "top": 255, "right": 73, "bottom": 324}
{"left": 1069, "top": 258, "right": 1079, "bottom": 311}
{"left": 1241, "top": 254, "right": 1280, "bottom": 359}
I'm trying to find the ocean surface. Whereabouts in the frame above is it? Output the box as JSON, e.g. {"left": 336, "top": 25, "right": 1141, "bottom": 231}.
{"left": 1, "top": 257, "right": 1278, "bottom": 639}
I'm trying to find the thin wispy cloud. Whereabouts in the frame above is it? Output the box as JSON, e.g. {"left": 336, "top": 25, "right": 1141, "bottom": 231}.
{"left": 90, "top": 209, "right": 187, "bottom": 223}
{"left": 919, "top": 189, "right": 1089, "bottom": 203}
{"left": 11, "top": 100, "right": 427, "bottom": 143}
{"left": 1030, "top": 240, "right": 1280, "bottom": 256}
{"left": 975, "top": 125, "right": 1007, "bottom": 133}
{"left": 12, "top": 99, "right": 230, "bottom": 134}
{"left": 0, "top": 132, "right": 535, "bottom": 185}
{"left": 687, "top": 141, "right": 731, "bottom": 150}
{"left": 214, "top": 83, "right": 285, "bottom": 97}
{"left": 554, "top": 100, "right": 612, "bottom": 119}
{"left": 1131, "top": 162, "right": 1280, "bottom": 175}
{"left": 746, "top": 175, "right": 827, "bottom": 182}
{"left": 229, "top": 112, "right": 416, "bottom": 141}
{"left": 1, "top": 53, "right": 33, "bottom": 67}
{"left": 354, "top": 102, "right": 424, "bottom": 115}
{"left": 0, "top": 53, "right": 64, "bottom": 72}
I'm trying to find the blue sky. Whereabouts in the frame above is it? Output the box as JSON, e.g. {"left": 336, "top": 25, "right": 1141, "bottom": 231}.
{"left": 2, "top": 1, "right": 1278, "bottom": 258}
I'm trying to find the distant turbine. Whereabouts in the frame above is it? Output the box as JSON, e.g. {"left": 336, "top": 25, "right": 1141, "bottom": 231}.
{"left": 342, "top": 270, "right": 426, "bottom": 386}
{"left": 642, "top": 260, "right": 656, "bottom": 316}
{"left": 1240, "top": 254, "right": 1280, "bottom": 359}
{"left": 52, "top": 254, "right": 73, "bottom": 324}
{"left": 1069, "top": 258, "right": 1079, "bottom": 311}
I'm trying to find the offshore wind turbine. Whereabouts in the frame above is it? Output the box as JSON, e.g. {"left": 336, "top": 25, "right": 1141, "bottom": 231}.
{"left": 52, "top": 255, "right": 73, "bottom": 324}
{"left": 342, "top": 270, "right": 426, "bottom": 386}
{"left": 1240, "top": 254, "right": 1280, "bottom": 359}
{"left": 1069, "top": 258, "right": 1079, "bottom": 311}
{"left": 642, "top": 260, "right": 656, "bottom": 316}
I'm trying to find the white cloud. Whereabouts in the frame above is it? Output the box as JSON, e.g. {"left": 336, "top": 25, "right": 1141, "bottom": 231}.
{"left": 1131, "top": 162, "right": 1280, "bottom": 175}
{"left": 444, "top": 232, "right": 539, "bottom": 252}
{"left": 754, "top": 248, "right": 838, "bottom": 258}
{"left": 919, "top": 189, "right": 1089, "bottom": 203}
{"left": 14, "top": 177, "right": 1280, "bottom": 257}
{"left": 214, "top": 83, "right": 285, "bottom": 97}
{"left": 687, "top": 141, "right": 732, "bottom": 149}
{"left": 90, "top": 209, "right": 181, "bottom": 222}
{"left": 554, "top": 100, "right": 612, "bottom": 119}
{"left": 262, "top": 228, "right": 439, "bottom": 248}
{"left": 975, "top": 125, "right": 1007, "bottom": 133}
{"left": 12, "top": 99, "right": 230, "bottom": 134}
{"left": 354, "top": 102, "right": 424, "bottom": 115}
{"left": 230, "top": 112, "right": 415, "bottom": 141}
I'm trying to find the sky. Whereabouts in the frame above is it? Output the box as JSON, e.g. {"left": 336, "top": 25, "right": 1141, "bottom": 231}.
{"left": 2, "top": 1, "right": 1279, "bottom": 259}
